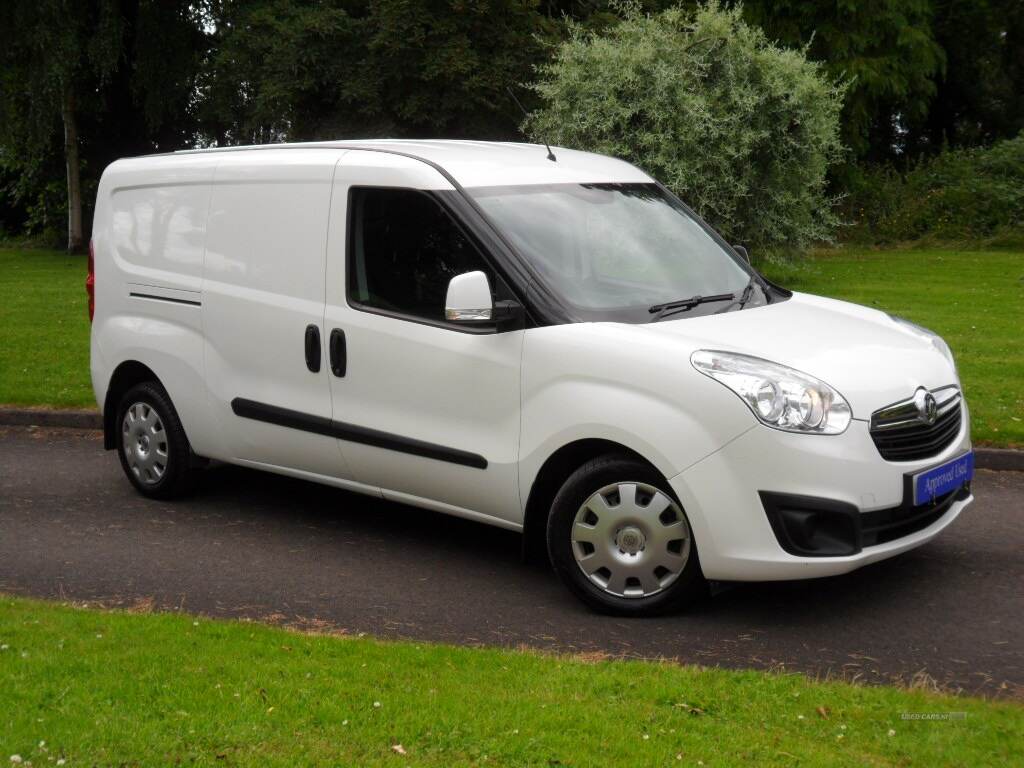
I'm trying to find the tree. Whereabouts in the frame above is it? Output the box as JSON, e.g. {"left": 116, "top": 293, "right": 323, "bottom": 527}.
{"left": 198, "top": 0, "right": 369, "bottom": 144}
{"left": 0, "top": 1, "right": 209, "bottom": 249}
{"left": 920, "top": 0, "right": 1024, "bottom": 151}
{"left": 528, "top": 2, "right": 846, "bottom": 254}
{"left": 741, "top": 0, "right": 944, "bottom": 164}
{"left": 363, "top": 0, "right": 549, "bottom": 138}
{"left": 0, "top": 1, "right": 122, "bottom": 251}
{"left": 200, "top": 0, "right": 548, "bottom": 143}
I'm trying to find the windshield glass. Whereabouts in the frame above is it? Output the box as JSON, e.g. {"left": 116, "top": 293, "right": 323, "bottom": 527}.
{"left": 468, "top": 182, "right": 753, "bottom": 323}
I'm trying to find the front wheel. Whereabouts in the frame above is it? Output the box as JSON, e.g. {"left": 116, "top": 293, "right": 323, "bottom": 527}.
{"left": 546, "top": 455, "right": 707, "bottom": 616}
{"left": 116, "top": 381, "right": 200, "bottom": 499}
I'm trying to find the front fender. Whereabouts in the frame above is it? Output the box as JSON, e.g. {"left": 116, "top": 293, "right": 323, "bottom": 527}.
{"left": 518, "top": 324, "right": 755, "bottom": 510}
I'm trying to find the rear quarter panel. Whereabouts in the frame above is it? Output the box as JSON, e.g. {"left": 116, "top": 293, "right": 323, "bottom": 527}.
{"left": 90, "top": 154, "right": 219, "bottom": 455}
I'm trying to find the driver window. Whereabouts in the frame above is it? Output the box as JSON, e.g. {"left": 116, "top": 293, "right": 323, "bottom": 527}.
{"left": 348, "top": 187, "right": 493, "bottom": 322}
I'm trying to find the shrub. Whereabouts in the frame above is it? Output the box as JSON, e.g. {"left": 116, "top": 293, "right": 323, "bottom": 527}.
{"left": 845, "top": 134, "right": 1024, "bottom": 245}
{"left": 527, "top": 1, "right": 846, "bottom": 256}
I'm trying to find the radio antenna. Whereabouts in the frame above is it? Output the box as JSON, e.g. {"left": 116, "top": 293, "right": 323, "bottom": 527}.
{"left": 507, "top": 87, "right": 556, "bottom": 162}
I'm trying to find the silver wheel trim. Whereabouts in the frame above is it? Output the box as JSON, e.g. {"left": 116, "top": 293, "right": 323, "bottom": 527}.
{"left": 122, "top": 402, "right": 169, "bottom": 485}
{"left": 571, "top": 481, "right": 691, "bottom": 599}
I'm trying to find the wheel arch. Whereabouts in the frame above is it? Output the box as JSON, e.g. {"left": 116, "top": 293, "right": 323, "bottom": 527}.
{"left": 522, "top": 438, "right": 665, "bottom": 562}
{"left": 102, "top": 360, "right": 161, "bottom": 449}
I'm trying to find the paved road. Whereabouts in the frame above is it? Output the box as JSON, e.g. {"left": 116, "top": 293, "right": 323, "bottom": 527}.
{"left": 2, "top": 426, "right": 1021, "bottom": 698}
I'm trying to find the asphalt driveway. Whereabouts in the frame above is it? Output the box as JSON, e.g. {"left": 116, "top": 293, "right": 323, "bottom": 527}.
{"left": 1, "top": 426, "right": 1021, "bottom": 698}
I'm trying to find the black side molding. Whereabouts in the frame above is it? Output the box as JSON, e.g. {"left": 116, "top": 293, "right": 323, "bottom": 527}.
{"left": 129, "top": 292, "right": 201, "bottom": 307}
{"left": 231, "top": 398, "right": 334, "bottom": 438}
{"left": 230, "top": 398, "right": 488, "bottom": 470}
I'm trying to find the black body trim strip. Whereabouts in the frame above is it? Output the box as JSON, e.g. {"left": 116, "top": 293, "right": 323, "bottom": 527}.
{"left": 230, "top": 397, "right": 488, "bottom": 470}
{"left": 760, "top": 472, "right": 970, "bottom": 558}
{"left": 129, "top": 292, "right": 202, "bottom": 307}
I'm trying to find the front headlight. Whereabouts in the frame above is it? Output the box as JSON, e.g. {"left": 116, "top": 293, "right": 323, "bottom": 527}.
{"left": 691, "top": 350, "right": 852, "bottom": 435}
{"left": 888, "top": 314, "right": 958, "bottom": 375}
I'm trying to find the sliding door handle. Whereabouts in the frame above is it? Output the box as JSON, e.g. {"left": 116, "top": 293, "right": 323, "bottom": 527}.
{"left": 304, "top": 325, "right": 321, "bottom": 372}
{"left": 329, "top": 328, "right": 346, "bottom": 377}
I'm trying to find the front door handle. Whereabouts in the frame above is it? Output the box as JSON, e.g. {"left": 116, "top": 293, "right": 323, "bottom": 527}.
{"left": 304, "top": 325, "right": 321, "bottom": 373}
{"left": 329, "top": 328, "right": 346, "bottom": 377}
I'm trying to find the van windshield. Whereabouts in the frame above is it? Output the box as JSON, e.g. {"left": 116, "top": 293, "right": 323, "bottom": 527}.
{"left": 468, "top": 182, "right": 754, "bottom": 323}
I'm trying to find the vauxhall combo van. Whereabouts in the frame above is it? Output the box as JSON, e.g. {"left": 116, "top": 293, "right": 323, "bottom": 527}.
{"left": 89, "top": 140, "right": 973, "bottom": 615}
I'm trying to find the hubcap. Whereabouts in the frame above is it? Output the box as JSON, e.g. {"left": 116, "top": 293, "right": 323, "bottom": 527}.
{"left": 571, "top": 482, "right": 691, "bottom": 599}
{"left": 122, "top": 402, "right": 168, "bottom": 485}
{"left": 616, "top": 526, "right": 646, "bottom": 555}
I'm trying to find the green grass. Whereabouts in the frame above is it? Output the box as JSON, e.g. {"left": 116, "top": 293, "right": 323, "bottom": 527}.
{"left": 0, "top": 249, "right": 92, "bottom": 408}
{"left": 1, "top": 596, "right": 1021, "bottom": 766}
{"left": 1, "top": 247, "right": 1021, "bottom": 446}
{"left": 760, "top": 248, "right": 1024, "bottom": 447}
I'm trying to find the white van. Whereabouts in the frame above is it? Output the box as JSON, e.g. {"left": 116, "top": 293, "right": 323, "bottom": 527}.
{"left": 89, "top": 140, "right": 973, "bottom": 615}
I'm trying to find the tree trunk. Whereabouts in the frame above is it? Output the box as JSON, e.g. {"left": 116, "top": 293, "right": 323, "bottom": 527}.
{"left": 62, "top": 85, "right": 84, "bottom": 254}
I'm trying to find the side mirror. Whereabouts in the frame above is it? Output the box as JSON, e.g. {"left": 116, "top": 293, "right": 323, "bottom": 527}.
{"left": 445, "top": 270, "right": 493, "bottom": 322}
{"left": 733, "top": 244, "right": 750, "bottom": 264}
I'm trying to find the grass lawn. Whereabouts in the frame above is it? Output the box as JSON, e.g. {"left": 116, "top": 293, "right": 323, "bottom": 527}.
{"left": 1, "top": 246, "right": 1021, "bottom": 446}
{"left": 1, "top": 596, "right": 1021, "bottom": 767}
{"left": 0, "top": 249, "right": 92, "bottom": 409}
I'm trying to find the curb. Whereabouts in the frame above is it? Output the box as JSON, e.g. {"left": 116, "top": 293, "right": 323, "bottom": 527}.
{"left": 1, "top": 407, "right": 102, "bottom": 431}
{"left": 1, "top": 406, "right": 1022, "bottom": 471}
{"left": 972, "top": 448, "right": 1024, "bottom": 473}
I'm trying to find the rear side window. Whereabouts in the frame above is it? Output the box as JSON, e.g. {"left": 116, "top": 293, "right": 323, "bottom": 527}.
{"left": 348, "top": 187, "right": 492, "bottom": 322}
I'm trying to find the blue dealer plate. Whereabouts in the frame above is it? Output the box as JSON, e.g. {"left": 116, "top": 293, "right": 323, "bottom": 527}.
{"left": 912, "top": 451, "right": 973, "bottom": 506}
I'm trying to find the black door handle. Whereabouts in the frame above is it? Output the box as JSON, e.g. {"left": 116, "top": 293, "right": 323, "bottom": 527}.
{"left": 329, "top": 328, "right": 346, "bottom": 377}
{"left": 304, "top": 325, "right": 321, "bottom": 372}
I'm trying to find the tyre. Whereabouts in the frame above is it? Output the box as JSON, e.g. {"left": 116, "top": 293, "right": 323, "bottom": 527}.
{"left": 115, "top": 381, "right": 201, "bottom": 499}
{"left": 546, "top": 454, "right": 707, "bottom": 616}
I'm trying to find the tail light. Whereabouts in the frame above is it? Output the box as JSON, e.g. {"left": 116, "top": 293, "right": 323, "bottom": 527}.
{"left": 86, "top": 239, "right": 96, "bottom": 322}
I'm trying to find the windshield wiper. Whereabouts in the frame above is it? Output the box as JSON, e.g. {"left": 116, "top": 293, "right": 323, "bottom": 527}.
{"left": 648, "top": 292, "right": 736, "bottom": 321}
{"left": 736, "top": 276, "right": 757, "bottom": 308}
{"left": 711, "top": 274, "right": 767, "bottom": 315}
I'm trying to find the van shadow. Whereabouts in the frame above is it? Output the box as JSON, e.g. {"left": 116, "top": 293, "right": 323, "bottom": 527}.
{"left": 196, "top": 461, "right": 527, "bottom": 565}
{"left": 193, "top": 461, "right": 960, "bottom": 632}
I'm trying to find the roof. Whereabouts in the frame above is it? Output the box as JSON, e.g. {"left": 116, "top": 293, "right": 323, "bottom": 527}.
{"left": 174, "top": 139, "right": 653, "bottom": 188}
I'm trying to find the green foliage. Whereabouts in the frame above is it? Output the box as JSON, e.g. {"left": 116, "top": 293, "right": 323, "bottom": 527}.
{"left": 845, "top": 134, "right": 1024, "bottom": 244}
{"left": 365, "top": 0, "right": 549, "bottom": 136}
{"left": 0, "top": 1, "right": 122, "bottom": 155}
{"left": 920, "top": 0, "right": 1024, "bottom": 152}
{"left": 199, "top": 1, "right": 368, "bottom": 143}
{"left": 2, "top": 0, "right": 1021, "bottom": 245}
{"left": 0, "top": 151, "right": 98, "bottom": 241}
{"left": 202, "top": 0, "right": 549, "bottom": 142}
{"left": 742, "top": 0, "right": 945, "bottom": 163}
{"left": 528, "top": 2, "right": 845, "bottom": 254}
{"left": 0, "top": 1, "right": 211, "bottom": 241}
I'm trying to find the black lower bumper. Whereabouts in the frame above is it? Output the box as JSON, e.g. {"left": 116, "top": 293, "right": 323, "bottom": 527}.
{"left": 760, "top": 478, "right": 971, "bottom": 558}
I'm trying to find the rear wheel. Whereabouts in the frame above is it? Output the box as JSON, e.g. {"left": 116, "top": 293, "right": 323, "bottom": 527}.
{"left": 116, "top": 381, "right": 200, "bottom": 499}
{"left": 546, "top": 455, "right": 707, "bottom": 615}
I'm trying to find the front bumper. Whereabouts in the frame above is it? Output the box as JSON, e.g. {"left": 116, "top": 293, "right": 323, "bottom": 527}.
{"left": 669, "top": 414, "right": 973, "bottom": 582}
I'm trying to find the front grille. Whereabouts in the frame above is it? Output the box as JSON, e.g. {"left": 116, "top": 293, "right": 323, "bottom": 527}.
{"left": 870, "top": 387, "right": 962, "bottom": 462}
